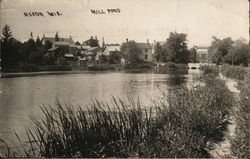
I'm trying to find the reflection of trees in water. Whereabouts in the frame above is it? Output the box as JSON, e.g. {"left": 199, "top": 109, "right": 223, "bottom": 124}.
{"left": 167, "top": 75, "right": 186, "bottom": 86}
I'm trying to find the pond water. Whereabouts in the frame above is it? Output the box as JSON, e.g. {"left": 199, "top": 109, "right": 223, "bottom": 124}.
{"left": 0, "top": 69, "right": 201, "bottom": 143}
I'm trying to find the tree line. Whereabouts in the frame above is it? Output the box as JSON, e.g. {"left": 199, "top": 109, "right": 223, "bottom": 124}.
{"left": 121, "top": 32, "right": 196, "bottom": 64}
{"left": 1, "top": 24, "right": 55, "bottom": 71}
{"left": 121, "top": 32, "right": 249, "bottom": 66}
{"left": 208, "top": 36, "right": 249, "bottom": 66}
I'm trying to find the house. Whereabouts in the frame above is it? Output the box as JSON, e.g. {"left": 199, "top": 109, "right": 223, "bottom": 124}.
{"left": 85, "top": 47, "right": 102, "bottom": 61}
{"left": 196, "top": 46, "right": 209, "bottom": 63}
{"left": 135, "top": 40, "right": 153, "bottom": 62}
{"left": 41, "top": 35, "right": 78, "bottom": 58}
{"left": 103, "top": 44, "right": 121, "bottom": 56}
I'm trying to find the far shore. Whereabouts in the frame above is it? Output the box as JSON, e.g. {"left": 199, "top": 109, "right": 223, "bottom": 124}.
{"left": 0, "top": 70, "right": 121, "bottom": 78}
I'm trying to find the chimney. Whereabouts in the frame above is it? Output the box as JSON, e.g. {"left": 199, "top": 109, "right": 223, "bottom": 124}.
{"left": 70, "top": 35, "right": 72, "bottom": 39}
{"left": 147, "top": 39, "right": 149, "bottom": 43}
{"left": 43, "top": 34, "right": 45, "bottom": 38}
{"left": 126, "top": 38, "right": 128, "bottom": 43}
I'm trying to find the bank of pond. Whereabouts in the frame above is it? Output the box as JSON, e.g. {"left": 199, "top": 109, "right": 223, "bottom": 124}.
{"left": 1, "top": 62, "right": 196, "bottom": 78}
{"left": 0, "top": 65, "right": 249, "bottom": 158}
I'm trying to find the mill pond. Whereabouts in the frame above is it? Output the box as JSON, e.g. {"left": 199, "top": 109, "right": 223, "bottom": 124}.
{"left": 0, "top": 69, "right": 201, "bottom": 143}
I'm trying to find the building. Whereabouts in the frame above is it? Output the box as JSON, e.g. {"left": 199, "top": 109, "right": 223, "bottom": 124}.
{"left": 41, "top": 35, "right": 78, "bottom": 57}
{"left": 103, "top": 44, "right": 121, "bottom": 56}
{"left": 135, "top": 40, "right": 153, "bottom": 62}
{"left": 85, "top": 47, "right": 102, "bottom": 61}
{"left": 196, "top": 46, "right": 209, "bottom": 63}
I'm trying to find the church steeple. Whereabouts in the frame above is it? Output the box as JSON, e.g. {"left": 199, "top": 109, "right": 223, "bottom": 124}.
{"left": 102, "top": 37, "right": 105, "bottom": 48}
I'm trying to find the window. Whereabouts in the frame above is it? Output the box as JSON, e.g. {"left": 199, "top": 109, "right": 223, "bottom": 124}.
{"left": 145, "top": 48, "right": 148, "bottom": 52}
{"left": 145, "top": 54, "right": 148, "bottom": 60}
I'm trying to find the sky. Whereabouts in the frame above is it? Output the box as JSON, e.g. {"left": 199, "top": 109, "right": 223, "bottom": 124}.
{"left": 0, "top": 0, "right": 249, "bottom": 47}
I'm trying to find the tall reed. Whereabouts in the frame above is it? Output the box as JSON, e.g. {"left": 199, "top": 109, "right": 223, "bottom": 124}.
{"left": 0, "top": 73, "right": 236, "bottom": 158}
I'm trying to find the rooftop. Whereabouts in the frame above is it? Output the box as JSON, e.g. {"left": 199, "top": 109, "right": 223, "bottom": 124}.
{"left": 42, "top": 36, "right": 75, "bottom": 46}
{"left": 135, "top": 43, "right": 152, "bottom": 49}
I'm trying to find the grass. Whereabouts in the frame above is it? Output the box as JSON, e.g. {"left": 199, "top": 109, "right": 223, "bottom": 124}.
{"left": 229, "top": 71, "right": 250, "bottom": 158}
{"left": 0, "top": 68, "right": 237, "bottom": 158}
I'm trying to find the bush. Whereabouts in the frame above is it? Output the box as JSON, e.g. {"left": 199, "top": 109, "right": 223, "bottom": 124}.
{"left": 124, "top": 62, "right": 155, "bottom": 69}
{"left": 0, "top": 74, "right": 236, "bottom": 158}
{"left": 58, "top": 57, "right": 68, "bottom": 65}
{"left": 200, "top": 65, "right": 219, "bottom": 77}
{"left": 230, "top": 88, "right": 250, "bottom": 158}
{"left": 165, "top": 62, "right": 177, "bottom": 69}
{"left": 88, "top": 64, "right": 116, "bottom": 71}
{"left": 221, "top": 64, "right": 246, "bottom": 80}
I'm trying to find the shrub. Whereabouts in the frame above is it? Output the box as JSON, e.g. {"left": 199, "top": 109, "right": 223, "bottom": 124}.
{"left": 124, "top": 62, "right": 155, "bottom": 69}
{"left": 221, "top": 64, "right": 246, "bottom": 80}
{"left": 200, "top": 65, "right": 219, "bottom": 77}
{"left": 0, "top": 76, "right": 235, "bottom": 158}
{"left": 88, "top": 64, "right": 116, "bottom": 71}
{"left": 58, "top": 57, "right": 68, "bottom": 65}
{"left": 165, "top": 62, "right": 177, "bottom": 69}
{"left": 230, "top": 88, "right": 250, "bottom": 158}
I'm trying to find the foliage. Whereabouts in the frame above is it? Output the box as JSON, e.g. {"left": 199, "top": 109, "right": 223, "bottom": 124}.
{"left": 163, "top": 32, "right": 189, "bottom": 63}
{"left": 109, "top": 52, "right": 122, "bottom": 64}
{"left": 35, "top": 36, "right": 42, "bottom": 47}
{"left": 121, "top": 41, "right": 142, "bottom": 64}
{"left": 0, "top": 24, "right": 73, "bottom": 72}
{"left": 75, "top": 41, "right": 81, "bottom": 45}
{"left": 208, "top": 36, "right": 249, "bottom": 66}
{"left": 208, "top": 37, "right": 234, "bottom": 64}
{"left": 154, "top": 42, "right": 164, "bottom": 62}
{"left": 124, "top": 62, "right": 155, "bottom": 69}
{"left": 58, "top": 57, "right": 68, "bottom": 65}
{"left": 221, "top": 64, "right": 246, "bottom": 80}
{"left": 200, "top": 65, "right": 219, "bottom": 77}
{"left": 88, "top": 64, "right": 116, "bottom": 71}
{"left": 230, "top": 88, "right": 250, "bottom": 158}
{"left": 188, "top": 47, "right": 197, "bottom": 63}
{"left": 44, "top": 40, "right": 52, "bottom": 50}
{"left": 1, "top": 25, "right": 22, "bottom": 70}
{"left": 84, "top": 36, "right": 100, "bottom": 47}
{"left": 1, "top": 24, "right": 13, "bottom": 43}
{"left": 0, "top": 73, "right": 237, "bottom": 158}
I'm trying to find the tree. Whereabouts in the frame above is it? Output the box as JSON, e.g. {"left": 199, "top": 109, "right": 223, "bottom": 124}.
{"left": 36, "top": 36, "right": 42, "bottom": 47}
{"left": 1, "top": 24, "right": 12, "bottom": 43}
{"left": 109, "top": 51, "right": 122, "bottom": 64}
{"left": 75, "top": 41, "right": 81, "bottom": 45}
{"left": 208, "top": 36, "right": 234, "bottom": 64}
{"left": 164, "top": 32, "right": 189, "bottom": 63}
{"left": 1, "top": 25, "right": 22, "bottom": 70}
{"left": 154, "top": 42, "right": 164, "bottom": 62}
{"left": 84, "top": 36, "right": 99, "bottom": 47}
{"left": 44, "top": 40, "right": 52, "bottom": 50}
{"left": 230, "top": 38, "right": 249, "bottom": 66}
{"left": 120, "top": 41, "right": 142, "bottom": 64}
{"left": 188, "top": 47, "right": 197, "bottom": 63}
{"left": 58, "top": 57, "right": 67, "bottom": 65}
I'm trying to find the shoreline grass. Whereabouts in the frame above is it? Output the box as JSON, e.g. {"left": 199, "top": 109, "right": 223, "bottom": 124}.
{"left": 0, "top": 69, "right": 237, "bottom": 158}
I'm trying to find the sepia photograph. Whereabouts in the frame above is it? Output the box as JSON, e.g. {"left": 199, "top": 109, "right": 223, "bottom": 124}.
{"left": 0, "top": 0, "right": 249, "bottom": 158}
